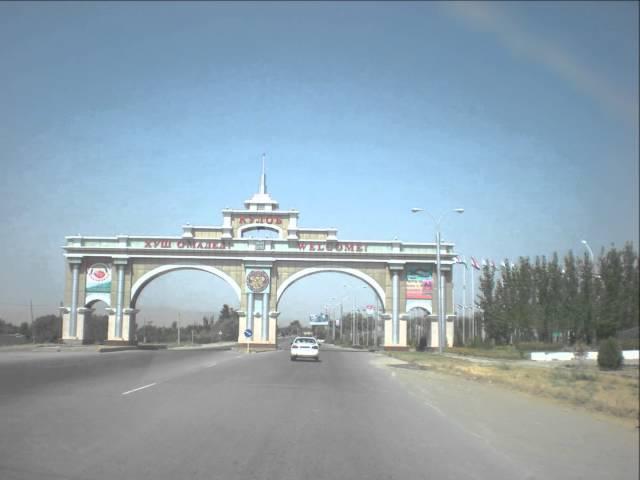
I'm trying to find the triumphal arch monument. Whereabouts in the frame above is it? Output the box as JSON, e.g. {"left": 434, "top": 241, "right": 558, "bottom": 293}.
{"left": 61, "top": 170, "right": 458, "bottom": 350}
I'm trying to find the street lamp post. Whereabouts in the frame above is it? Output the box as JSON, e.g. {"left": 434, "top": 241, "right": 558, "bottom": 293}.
{"left": 411, "top": 207, "right": 464, "bottom": 353}
{"left": 581, "top": 239, "right": 600, "bottom": 278}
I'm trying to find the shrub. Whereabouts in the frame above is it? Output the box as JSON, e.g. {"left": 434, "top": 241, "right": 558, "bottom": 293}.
{"left": 597, "top": 338, "right": 624, "bottom": 370}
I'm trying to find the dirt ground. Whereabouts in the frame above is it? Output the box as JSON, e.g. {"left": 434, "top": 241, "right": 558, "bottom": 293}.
{"left": 372, "top": 354, "right": 639, "bottom": 480}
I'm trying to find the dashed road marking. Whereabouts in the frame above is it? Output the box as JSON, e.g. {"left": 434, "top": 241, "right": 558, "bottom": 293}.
{"left": 122, "top": 382, "right": 157, "bottom": 395}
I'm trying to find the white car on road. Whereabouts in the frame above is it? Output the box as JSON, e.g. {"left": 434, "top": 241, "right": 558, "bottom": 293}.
{"left": 290, "top": 337, "right": 320, "bottom": 361}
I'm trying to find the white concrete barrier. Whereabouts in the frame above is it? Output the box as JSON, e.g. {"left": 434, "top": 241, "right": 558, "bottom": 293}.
{"left": 530, "top": 350, "right": 640, "bottom": 361}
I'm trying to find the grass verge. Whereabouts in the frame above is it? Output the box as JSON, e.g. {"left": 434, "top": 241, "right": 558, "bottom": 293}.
{"left": 385, "top": 351, "right": 639, "bottom": 424}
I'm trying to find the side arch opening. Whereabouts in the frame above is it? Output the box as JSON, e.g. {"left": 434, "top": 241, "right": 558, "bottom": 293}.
{"left": 130, "top": 264, "right": 241, "bottom": 308}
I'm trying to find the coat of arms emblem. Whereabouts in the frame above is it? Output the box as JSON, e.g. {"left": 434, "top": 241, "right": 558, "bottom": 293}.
{"left": 246, "top": 270, "right": 269, "bottom": 292}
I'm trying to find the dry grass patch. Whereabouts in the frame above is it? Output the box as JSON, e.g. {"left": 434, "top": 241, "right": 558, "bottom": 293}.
{"left": 386, "top": 352, "right": 639, "bottom": 423}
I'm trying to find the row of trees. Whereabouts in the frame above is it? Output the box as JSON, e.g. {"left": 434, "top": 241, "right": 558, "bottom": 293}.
{"left": 0, "top": 303, "right": 242, "bottom": 345}
{"left": 136, "top": 304, "right": 239, "bottom": 344}
{"left": 0, "top": 315, "right": 62, "bottom": 343}
{"left": 477, "top": 243, "right": 639, "bottom": 345}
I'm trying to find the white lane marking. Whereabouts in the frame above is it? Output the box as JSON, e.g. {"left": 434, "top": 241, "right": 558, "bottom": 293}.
{"left": 206, "top": 362, "right": 218, "bottom": 368}
{"left": 122, "top": 382, "right": 157, "bottom": 396}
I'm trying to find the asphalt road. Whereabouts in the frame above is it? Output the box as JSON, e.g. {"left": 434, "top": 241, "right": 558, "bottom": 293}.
{"left": 0, "top": 343, "right": 637, "bottom": 480}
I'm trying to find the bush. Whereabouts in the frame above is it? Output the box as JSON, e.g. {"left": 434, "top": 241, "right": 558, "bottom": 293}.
{"left": 597, "top": 338, "right": 624, "bottom": 370}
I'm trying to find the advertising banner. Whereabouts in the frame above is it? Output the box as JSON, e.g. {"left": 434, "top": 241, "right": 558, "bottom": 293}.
{"left": 86, "top": 263, "right": 112, "bottom": 293}
{"left": 406, "top": 268, "right": 433, "bottom": 300}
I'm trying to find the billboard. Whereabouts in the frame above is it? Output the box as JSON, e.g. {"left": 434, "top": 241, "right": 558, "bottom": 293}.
{"left": 309, "top": 313, "right": 329, "bottom": 326}
{"left": 406, "top": 268, "right": 433, "bottom": 300}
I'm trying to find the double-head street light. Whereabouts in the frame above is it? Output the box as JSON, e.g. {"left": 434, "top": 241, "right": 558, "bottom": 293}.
{"left": 581, "top": 239, "right": 600, "bottom": 279}
{"left": 411, "top": 207, "right": 464, "bottom": 353}
{"left": 343, "top": 284, "right": 368, "bottom": 345}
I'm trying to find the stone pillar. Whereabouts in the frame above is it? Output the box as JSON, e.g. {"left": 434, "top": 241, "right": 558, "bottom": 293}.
{"left": 261, "top": 292, "right": 269, "bottom": 342}
{"left": 70, "top": 260, "right": 80, "bottom": 337}
{"left": 446, "top": 316, "right": 455, "bottom": 348}
{"left": 106, "top": 258, "right": 131, "bottom": 344}
{"left": 115, "top": 262, "right": 125, "bottom": 338}
{"left": 269, "top": 311, "right": 279, "bottom": 345}
{"left": 247, "top": 292, "right": 254, "bottom": 332}
{"left": 392, "top": 269, "right": 399, "bottom": 344}
{"left": 430, "top": 316, "right": 439, "bottom": 348}
{"left": 236, "top": 311, "right": 247, "bottom": 343}
{"left": 62, "top": 258, "right": 84, "bottom": 344}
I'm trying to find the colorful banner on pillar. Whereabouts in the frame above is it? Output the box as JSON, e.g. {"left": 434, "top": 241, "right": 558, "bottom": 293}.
{"left": 86, "top": 263, "right": 112, "bottom": 293}
{"left": 406, "top": 268, "right": 433, "bottom": 299}
{"left": 245, "top": 268, "right": 270, "bottom": 294}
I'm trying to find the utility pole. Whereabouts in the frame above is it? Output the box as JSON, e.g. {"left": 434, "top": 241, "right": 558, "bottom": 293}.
{"left": 177, "top": 312, "right": 181, "bottom": 345}
{"left": 29, "top": 299, "right": 34, "bottom": 343}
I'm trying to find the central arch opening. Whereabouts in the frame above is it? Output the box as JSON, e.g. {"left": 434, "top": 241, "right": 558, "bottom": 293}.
{"left": 277, "top": 272, "right": 383, "bottom": 347}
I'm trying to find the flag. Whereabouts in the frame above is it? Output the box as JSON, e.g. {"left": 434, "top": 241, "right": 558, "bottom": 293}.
{"left": 455, "top": 255, "right": 467, "bottom": 265}
{"left": 471, "top": 257, "right": 481, "bottom": 270}
{"left": 490, "top": 260, "right": 496, "bottom": 268}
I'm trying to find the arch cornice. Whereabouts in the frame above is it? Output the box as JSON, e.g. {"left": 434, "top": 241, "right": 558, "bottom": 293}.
{"left": 276, "top": 267, "right": 386, "bottom": 310}
{"left": 130, "top": 264, "right": 242, "bottom": 305}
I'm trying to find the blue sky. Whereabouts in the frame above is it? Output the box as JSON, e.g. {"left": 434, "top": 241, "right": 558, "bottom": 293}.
{"left": 0, "top": 2, "right": 637, "bottom": 326}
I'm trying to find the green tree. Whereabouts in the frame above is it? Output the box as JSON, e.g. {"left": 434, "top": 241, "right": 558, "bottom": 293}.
{"left": 33, "top": 314, "right": 61, "bottom": 343}
{"left": 213, "top": 304, "right": 239, "bottom": 341}
{"left": 515, "top": 257, "right": 535, "bottom": 341}
{"left": 0, "top": 318, "right": 18, "bottom": 334}
{"left": 579, "top": 253, "right": 597, "bottom": 344}
{"left": 562, "top": 250, "right": 580, "bottom": 343}
{"left": 621, "top": 242, "right": 639, "bottom": 331}
{"left": 477, "top": 262, "right": 497, "bottom": 342}
{"left": 547, "top": 253, "right": 563, "bottom": 342}
{"left": 597, "top": 245, "right": 624, "bottom": 339}
{"left": 18, "top": 322, "right": 31, "bottom": 339}
{"left": 533, "top": 256, "right": 550, "bottom": 342}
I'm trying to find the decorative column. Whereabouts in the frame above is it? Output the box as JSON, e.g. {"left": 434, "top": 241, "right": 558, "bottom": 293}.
{"left": 246, "top": 291, "right": 254, "bottom": 332}
{"left": 106, "top": 257, "right": 129, "bottom": 343}
{"left": 69, "top": 260, "right": 81, "bottom": 337}
{"left": 392, "top": 269, "right": 399, "bottom": 344}
{"left": 244, "top": 266, "right": 273, "bottom": 347}
{"left": 61, "top": 257, "right": 84, "bottom": 343}
{"left": 262, "top": 292, "right": 269, "bottom": 342}
{"left": 385, "top": 263, "right": 408, "bottom": 350}
{"left": 115, "top": 261, "right": 125, "bottom": 338}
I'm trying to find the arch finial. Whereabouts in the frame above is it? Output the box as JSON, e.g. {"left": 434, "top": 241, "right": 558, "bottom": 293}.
{"left": 259, "top": 153, "right": 267, "bottom": 194}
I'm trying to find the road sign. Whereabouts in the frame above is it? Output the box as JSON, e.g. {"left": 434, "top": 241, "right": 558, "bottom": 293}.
{"left": 243, "top": 329, "right": 253, "bottom": 338}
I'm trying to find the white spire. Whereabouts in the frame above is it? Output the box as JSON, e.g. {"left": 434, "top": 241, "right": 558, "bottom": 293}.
{"left": 244, "top": 153, "right": 278, "bottom": 211}
{"left": 259, "top": 153, "right": 267, "bottom": 194}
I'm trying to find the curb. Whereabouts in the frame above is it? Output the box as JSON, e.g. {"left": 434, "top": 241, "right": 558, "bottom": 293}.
{"left": 98, "top": 346, "right": 140, "bottom": 353}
